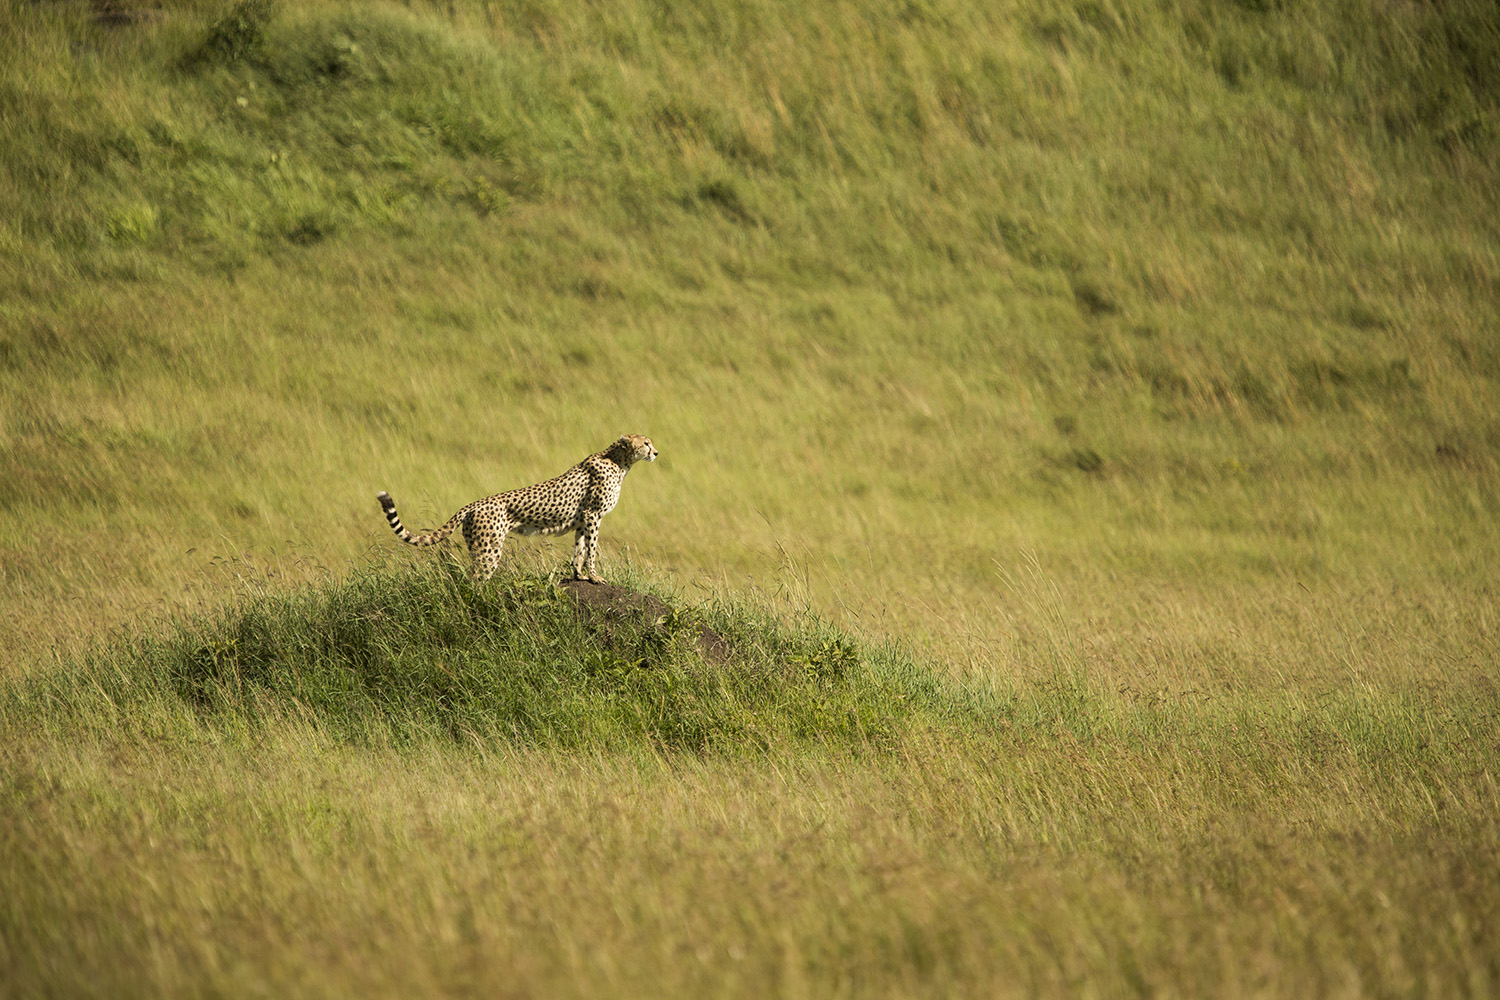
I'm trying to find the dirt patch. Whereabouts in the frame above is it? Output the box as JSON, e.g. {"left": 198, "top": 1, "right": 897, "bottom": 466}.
{"left": 559, "top": 579, "right": 734, "bottom": 664}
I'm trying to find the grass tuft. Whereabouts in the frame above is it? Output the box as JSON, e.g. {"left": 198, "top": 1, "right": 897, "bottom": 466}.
{"left": 183, "top": 0, "right": 277, "bottom": 68}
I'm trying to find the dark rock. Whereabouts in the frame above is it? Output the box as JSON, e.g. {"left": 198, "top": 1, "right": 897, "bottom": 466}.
{"left": 559, "top": 579, "right": 733, "bottom": 664}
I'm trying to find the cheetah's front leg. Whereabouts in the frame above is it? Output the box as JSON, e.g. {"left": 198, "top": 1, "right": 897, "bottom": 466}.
{"left": 573, "top": 511, "right": 606, "bottom": 584}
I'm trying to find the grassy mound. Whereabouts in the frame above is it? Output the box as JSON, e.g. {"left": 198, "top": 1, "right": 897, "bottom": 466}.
{"left": 14, "top": 562, "right": 959, "bottom": 752}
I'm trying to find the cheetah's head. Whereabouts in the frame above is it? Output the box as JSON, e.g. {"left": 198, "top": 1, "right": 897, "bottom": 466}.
{"left": 617, "top": 434, "right": 657, "bottom": 464}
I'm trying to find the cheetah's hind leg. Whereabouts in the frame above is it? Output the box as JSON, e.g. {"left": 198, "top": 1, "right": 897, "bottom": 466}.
{"left": 462, "top": 512, "right": 508, "bottom": 582}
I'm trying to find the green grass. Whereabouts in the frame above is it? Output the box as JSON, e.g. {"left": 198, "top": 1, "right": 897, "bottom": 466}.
{"left": 3, "top": 563, "right": 1497, "bottom": 997}
{"left": 2, "top": 0, "right": 1499, "bottom": 995}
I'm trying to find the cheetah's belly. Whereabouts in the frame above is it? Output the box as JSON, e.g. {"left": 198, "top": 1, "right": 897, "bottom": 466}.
{"left": 513, "top": 518, "right": 579, "bottom": 537}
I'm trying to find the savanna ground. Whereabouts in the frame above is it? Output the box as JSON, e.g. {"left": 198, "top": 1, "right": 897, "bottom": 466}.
{"left": 2, "top": 0, "right": 1498, "bottom": 996}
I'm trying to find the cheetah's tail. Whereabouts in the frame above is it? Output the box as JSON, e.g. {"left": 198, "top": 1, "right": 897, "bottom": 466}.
{"left": 376, "top": 491, "right": 463, "bottom": 547}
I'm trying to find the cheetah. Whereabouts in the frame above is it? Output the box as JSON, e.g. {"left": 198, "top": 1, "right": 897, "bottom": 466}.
{"left": 377, "top": 434, "right": 658, "bottom": 584}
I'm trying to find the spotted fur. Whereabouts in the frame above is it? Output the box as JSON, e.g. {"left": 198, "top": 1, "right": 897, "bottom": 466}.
{"left": 377, "top": 434, "right": 658, "bottom": 584}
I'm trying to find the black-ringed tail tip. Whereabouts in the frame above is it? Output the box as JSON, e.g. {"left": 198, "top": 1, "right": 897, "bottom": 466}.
{"left": 375, "top": 435, "right": 657, "bottom": 583}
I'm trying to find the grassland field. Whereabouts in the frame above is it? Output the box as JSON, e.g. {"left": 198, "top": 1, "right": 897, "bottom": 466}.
{"left": 2, "top": 0, "right": 1499, "bottom": 996}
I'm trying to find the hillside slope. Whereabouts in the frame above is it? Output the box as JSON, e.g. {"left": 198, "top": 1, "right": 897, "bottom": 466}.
{"left": 1, "top": 0, "right": 1497, "bottom": 666}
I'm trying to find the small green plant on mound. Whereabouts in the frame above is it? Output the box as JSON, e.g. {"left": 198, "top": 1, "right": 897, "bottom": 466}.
{"left": 27, "top": 564, "right": 930, "bottom": 754}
